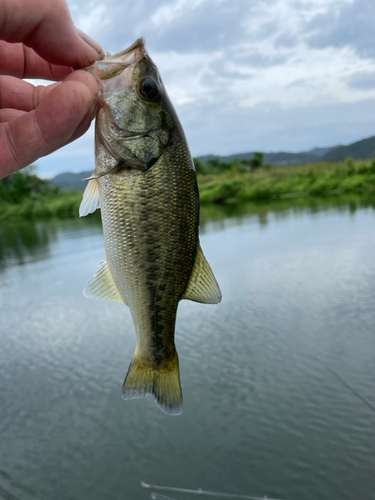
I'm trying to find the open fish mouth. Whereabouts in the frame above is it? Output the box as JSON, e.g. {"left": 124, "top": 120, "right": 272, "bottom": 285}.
{"left": 83, "top": 37, "right": 146, "bottom": 95}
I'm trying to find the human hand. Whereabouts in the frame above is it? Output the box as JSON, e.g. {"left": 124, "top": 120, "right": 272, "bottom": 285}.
{"left": 0, "top": 0, "right": 105, "bottom": 179}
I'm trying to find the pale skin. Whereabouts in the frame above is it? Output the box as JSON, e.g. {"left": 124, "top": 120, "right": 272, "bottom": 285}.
{"left": 0, "top": 0, "right": 105, "bottom": 179}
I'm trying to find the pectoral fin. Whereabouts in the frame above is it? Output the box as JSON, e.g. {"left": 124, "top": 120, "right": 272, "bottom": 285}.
{"left": 182, "top": 245, "right": 222, "bottom": 304}
{"left": 79, "top": 176, "right": 100, "bottom": 216}
{"left": 83, "top": 259, "right": 126, "bottom": 304}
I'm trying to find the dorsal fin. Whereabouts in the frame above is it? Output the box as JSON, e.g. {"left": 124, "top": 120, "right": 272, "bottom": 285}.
{"left": 83, "top": 259, "right": 126, "bottom": 304}
{"left": 182, "top": 245, "right": 222, "bottom": 304}
{"left": 79, "top": 176, "right": 100, "bottom": 217}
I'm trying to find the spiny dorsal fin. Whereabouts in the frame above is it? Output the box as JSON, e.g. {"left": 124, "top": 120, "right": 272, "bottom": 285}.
{"left": 83, "top": 259, "right": 126, "bottom": 304}
{"left": 182, "top": 245, "right": 222, "bottom": 304}
{"left": 79, "top": 176, "right": 100, "bottom": 217}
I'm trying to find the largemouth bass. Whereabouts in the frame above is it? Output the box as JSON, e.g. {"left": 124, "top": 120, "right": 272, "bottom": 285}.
{"left": 79, "top": 38, "right": 221, "bottom": 415}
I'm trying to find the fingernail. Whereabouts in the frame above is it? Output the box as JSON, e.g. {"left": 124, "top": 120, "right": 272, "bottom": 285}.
{"left": 77, "top": 28, "right": 105, "bottom": 60}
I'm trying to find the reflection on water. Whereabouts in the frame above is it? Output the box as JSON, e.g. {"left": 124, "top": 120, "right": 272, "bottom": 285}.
{"left": 0, "top": 215, "right": 102, "bottom": 271}
{"left": 1, "top": 194, "right": 374, "bottom": 270}
{"left": 200, "top": 192, "right": 375, "bottom": 230}
{"left": 1, "top": 196, "right": 375, "bottom": 500}
{"left": 0, "top": 222, "right": 54, "bottom": 270}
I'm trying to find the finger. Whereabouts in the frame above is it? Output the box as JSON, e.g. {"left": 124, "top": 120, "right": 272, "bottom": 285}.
{"left": 0, "top": 41, "right": 73, "bottom": 80}
{"left": 42, "top": 105, "right": 96, "bottom": 157}
{"left": 0, "top": 99, "right": 96, "bottom": 156}
{"left": 0, "top": 76, "right": 61, "bottom": 112}
{"left": 0, "top": 109, "right": 26, "bottom": 123}
{"left": 0, "top": 0, "right": 104, "bottom": 68}
{"left": 0, "top": 71, "right": 99, "bottom": 178}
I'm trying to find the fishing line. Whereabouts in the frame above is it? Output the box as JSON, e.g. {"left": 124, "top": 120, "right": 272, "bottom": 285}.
{"left": 282, "top": 335, "right": 375, "bottom": 415}
{"left": 141, "top": 482, "right": 283, "bottom": 500}
{"left": 320, "top": 362, "right": 375, "bottom": 413}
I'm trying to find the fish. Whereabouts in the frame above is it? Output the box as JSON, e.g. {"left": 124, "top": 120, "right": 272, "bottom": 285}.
{"left": 79, "top": 38, "right": 221, "bottom": 415}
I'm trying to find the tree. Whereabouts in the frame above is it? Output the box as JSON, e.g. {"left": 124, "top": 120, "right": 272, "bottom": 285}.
{"left": 250, "top": 152, "right": 263, "bottom": 169}
{"left": 0, "top": 165, "right": 56, "bottom": 204}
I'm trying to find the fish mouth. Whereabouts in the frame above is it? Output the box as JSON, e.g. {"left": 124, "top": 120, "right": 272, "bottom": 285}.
{"left": 83, "top": 38, "right": 146, "bottom": 92}
{"left": 115, "top": 37, "right": 146, "bottom": 57}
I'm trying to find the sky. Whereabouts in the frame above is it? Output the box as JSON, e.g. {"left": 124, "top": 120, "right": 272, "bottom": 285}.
{"left": 35, "top": 0, "right": 375, "bottom": 177}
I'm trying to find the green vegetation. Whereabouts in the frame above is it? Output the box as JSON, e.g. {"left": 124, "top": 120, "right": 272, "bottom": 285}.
{"left": 1, "top": 157, "right": 375, "bottom": 221}
{"left": 0, "top": 166, "right": 83, "bottom": 220}
{"left": 197, "top": 156, "right": 375, "bottom": 204}
{"left": 193, "top": 152, "right": 265, "bottom": 175}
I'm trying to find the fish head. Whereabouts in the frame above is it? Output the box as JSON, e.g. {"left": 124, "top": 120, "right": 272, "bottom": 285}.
{"left": 86, "top": 38, "right": 178, "bottom": 174}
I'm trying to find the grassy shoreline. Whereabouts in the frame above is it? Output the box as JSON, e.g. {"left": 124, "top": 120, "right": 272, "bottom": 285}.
{"left": 0, "top": 190, "right": 85, "bottom": 221}
{"left": 1, "top": 159, "right": 375, "bottom": 221}
{"left": 198, "top": 159, "right": 375, "bottom": 204}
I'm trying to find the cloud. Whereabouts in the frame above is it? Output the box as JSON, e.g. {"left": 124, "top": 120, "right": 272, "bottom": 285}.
{"left": 148, "top": 0, "right": 250, "bottom": 53}
{"left": 33, "top": 0, "right": 375, "bottom": 177}
{"left": 347, "top": 71, "right": 375, "bottom": 90}
{"left": 207, "top": 60, "right": 256, "bottom": 82}
{"left": 274, "top": 33, "right": 299, "bottom": 48}
{"left": 180, "top": 97, "right": 375, "bottom": 156}
{"left": 150, "top": 0, "right": 206, "bottom": 27}
{"left": 70, "top": 2, "right": 110, "bottom": 36}
{"left": 286, "top": 78, "right": 308, "bottom": 88}
{"left": 236, "top": 52, "right": 288, "bottom": 68}
{"left": 305, "top": 0, "right": 375, "bottom": 59}
{"left": 69, "top": 0, "right": 161, "bottom": 53}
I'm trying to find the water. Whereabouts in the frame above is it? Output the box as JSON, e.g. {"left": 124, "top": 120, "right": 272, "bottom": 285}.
{"left": 0, "top": 200, "right": 375, "bottom": 500}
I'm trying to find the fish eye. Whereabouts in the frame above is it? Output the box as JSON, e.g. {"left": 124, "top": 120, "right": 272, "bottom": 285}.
{"left": 138, "top": 77, "right": 159, "bottom": 101}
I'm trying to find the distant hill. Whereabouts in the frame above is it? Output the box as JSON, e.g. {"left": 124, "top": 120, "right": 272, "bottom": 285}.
{"left": 307, "top": 146, "right": 335, "bottom": 157}
{"left": 198, "top": 148, "right": 337, "bottom": 166}
{"left": 324, "top": 135, "right": 375, "bottom": 161}
{"left": 263, "top": 151, "right": 321, "bottom": 165}
{"left": 197, "top": 135, "right": 375, "bottom": 165}
{"left": 50, "top": 170, "right": 92, "bottom": 191}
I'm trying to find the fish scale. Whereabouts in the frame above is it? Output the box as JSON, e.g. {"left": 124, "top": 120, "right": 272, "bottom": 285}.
{"left": 100, "top": 158, "right": 198, "bottom": 344}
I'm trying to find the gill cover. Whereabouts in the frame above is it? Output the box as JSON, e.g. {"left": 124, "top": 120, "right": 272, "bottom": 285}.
{"left": 84, "top": 38, "right": 170, "bottom": 173}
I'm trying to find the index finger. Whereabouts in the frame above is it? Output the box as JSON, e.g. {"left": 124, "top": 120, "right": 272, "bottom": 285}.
{"left": 0, "top": 41, "right": 73, "bottom": 80}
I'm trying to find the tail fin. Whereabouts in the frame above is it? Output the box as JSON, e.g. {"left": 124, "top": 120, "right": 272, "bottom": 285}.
{"left": 122, "top": 351, "right": 182, "bottom": 415}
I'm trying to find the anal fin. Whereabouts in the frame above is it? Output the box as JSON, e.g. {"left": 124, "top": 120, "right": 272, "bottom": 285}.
{"left": 83, "top": 259, "right": 126, "bottom": 304}
{"left": 182, "top": 244, "right": 222, "bottom": 304}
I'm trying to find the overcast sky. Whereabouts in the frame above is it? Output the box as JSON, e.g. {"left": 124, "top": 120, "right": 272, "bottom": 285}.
{"left": 35, "top": 0, "right": 375, "bottom": 177}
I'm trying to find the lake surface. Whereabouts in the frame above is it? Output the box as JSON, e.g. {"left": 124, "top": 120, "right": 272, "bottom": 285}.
{"left": 0, "top": 199, "right": 375, "bottom": 500}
